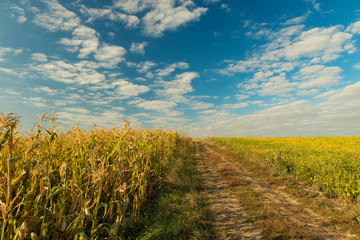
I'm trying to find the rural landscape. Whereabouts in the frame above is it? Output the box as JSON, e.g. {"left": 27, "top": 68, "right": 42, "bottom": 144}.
{"left": 2, "top": 0, "right": 360, "bottom": 239}
{"left": 1, "top": 112, "right": 360, "bottom": 239}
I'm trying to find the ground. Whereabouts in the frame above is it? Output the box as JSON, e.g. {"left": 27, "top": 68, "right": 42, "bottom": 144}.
{"left": 195, "top": 139, "right": 360, "bottom": 240}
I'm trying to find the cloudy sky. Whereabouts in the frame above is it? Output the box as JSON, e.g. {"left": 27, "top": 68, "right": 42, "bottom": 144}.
{"left": 1, "top": 0, "right": 360, "bottom": 137}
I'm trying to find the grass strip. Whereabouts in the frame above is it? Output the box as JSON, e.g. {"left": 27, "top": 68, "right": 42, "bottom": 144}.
{"left": 124, "top": 140, "right": 215, "bottom": 240}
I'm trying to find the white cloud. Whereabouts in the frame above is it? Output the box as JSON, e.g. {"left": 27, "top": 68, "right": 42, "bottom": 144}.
{"left": 189, "top": 80, "right": 360, "bottom": 137}
{"left": 33, "top": 86, "right": 57, "bottom": 95}
{"left": 25, "top": 97, "right": 48, "bottom": 108}
{"left": 63, "top": 107, "right": 90, "bottom": 114}
{"left": 283, "top": 14, "right": 308, "bottom": 26}
{"left": 156, "top": 62, "right": 189, "bottom": 76}
{"left": 82, "top": 0, "right": 207, "bottom": 36}
{"left": 353, "top": 63, "right": 360, "bottom": 69}
{"left": 4, "top": 89, "right": 20, "bottom": 96}
{"left": 303, "top": 0, "right": 321, "bottom": 12}
{"left": 280, "top": 26, "right": 353, "bottom": 62}
{"left": 199, "top": 109, "right": 218, "bottom": 115}
{"left": 219, "top": 20, "right": 358, "bottom": 101}
{"left": 135, "top": 100, "right": 181, "bottom": 117}
{"left": 346, "top": 21, "right": 360, "bottom": 34}
{"left": 79, "top": 6, "right": 140, "bottom": 28}
{"left": 156, "top": 72, "right": 198, "bottom": 101}
{"left": 111, "top": 79, "right": 150, "bottom": 99}
{"left": 0, "top": 47, "right": 22, "bottom": 62}
{"left": 296, "top": 89, "right": 319, "bottom": 96}
{"left": 128, "top": 61, "right": 157, "bottom": 73}
{"left": 10, "top": 5, "right": 27, "bottom": 23}
{"left": 58, "top": 108, "right": 125, "bottom": 128}
{"left": 113, "top": 0, "right": 149, "bottom": 14}
{"left": 294, "top": 65, "right": 342, "bottom": 89}
{"left": 59, "top": 25, "right": 99, "bottom": 58}
{"left": 94, "top": 44, "right": 126, "bottom": 68}
{"left": 142, "top": 1, "right": 207, "bottom": 37}
{"left": 33, "top": 0, "right": 80, "bottom": 31}
{"left": 31, "top": 53, "right": 48, "bottom": 62}
{"left": 221, "top": 4, "right": 231, "bottom": 12}
{"left": 191, "top": 101, "right": 214, "bottom": 110}
{"left": 0, "top": 67, "right": 25, "bottom": 78}
{"left": 130, "top": 42, "right": 148, "bottom": 55}
{"left": 222, "top": 102, "right": 249, "bottom": 109}
{"left": 31, "top": 60, "right": 105, "bottom": 85}
{"left": 235, "top": 94, "right": 250, "bottom": 100}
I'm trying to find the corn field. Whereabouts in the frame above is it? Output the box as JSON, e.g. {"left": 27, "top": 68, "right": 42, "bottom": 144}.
{"left": 210, "top": 137, "right": 360, "bottom": 200}
{"left": 0, "top": 112, "right": 182, "bottom": 239}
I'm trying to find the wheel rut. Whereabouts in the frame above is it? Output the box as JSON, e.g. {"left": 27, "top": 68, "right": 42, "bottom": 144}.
{"left": 195, "top": 140, "right": 263, "bottom": 239}
{"left": 195, "top": 139, "right": 358, "bottom": 240}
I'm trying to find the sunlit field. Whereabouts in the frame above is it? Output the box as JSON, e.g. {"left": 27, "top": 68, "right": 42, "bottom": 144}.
{"left": 210, "top": 137, "right": 360, "bottom": 200}
{"left": 0, "top": 112, "right": 183, "bottom": 239}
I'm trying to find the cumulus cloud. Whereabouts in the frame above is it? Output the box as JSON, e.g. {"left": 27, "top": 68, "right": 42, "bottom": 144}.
{"left": 94, "top": 44, "right": 126, "bottom": 68}
{"left": 79, "top": 6, "right": 140, "bottom": 28}
{"left": 191, "top": 101, "right": 214, "bottom": 110}
{"left": 33, "top": 86, "right": 57, "bottom": 95}
{"left": 189, "top": 80, "right": 360, "bottom": 137}
{"left": 221, "top": 102, "right": 249, "bottom": 109}
{"left": 31, "top": 60, "right": 106, "bottom": 85}
{"left": 0, "top": 47, "right": 23, "bottom": 61}
{"left": 280, "top": 26, "right": 354, "bottom": 62}
{"left": 33, "top": 0, "right": 80, "bottom": 31}
{"left": 303, "top": 0, "right": 321, "bottom": 12}
{"left": 130, "top": 42, "right": 148, "bottom": 55}
{"left": 134, "top": 100, "right": 181, "bottom": 117}
{"left": 142, "top": 1, "right": 207, "bottom": 37}
{"left": 220, "top": 20, "right": 360, "bottom": 98}
{"left": 111, "top": 79, "right": 150, "bottom": 99}
{"left": 127, "top": 61, "right": 157, "bottom": 73}
{"left": 81, "top": 0, "right": 207, "bottom": 37}
{"left": 113, "top": 0, "right": 149, "bottom": 14}
{"left": 58, "top": 108, "right": 125, "bottom": 128}
{"left": 59, "top": 25, "right": 99, "bottom": 58}
{"left": 294, "top": 65, "right": 342, "bottom": 89}
{"left": 346, "top": 21, "right": 360, "bottom": 34}
{"left": 156, "top": 61, "right": 189, "bottom": 76}
{"left": 156, "top": 72, "right": 198, "bottom": 101}
{"left": 31, "top": 53, "right": 48, "bottom": 62}
{"left": 10, "top": 5, "right": 27, "bottom": 23}
{"left": 0, "top": 67, "right": 25, "bottom": 78}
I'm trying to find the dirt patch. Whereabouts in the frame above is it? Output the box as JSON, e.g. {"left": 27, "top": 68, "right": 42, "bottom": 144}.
{"left": 195, "top": 140, "right": 263, "bottom": 239}
{"left": 195, "top": 139, "right": 359, "bottom": 240}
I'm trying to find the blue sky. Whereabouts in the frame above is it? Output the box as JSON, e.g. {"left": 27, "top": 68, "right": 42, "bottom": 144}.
{"left": 1, "top": 0, "right": 360, "bottom": 137}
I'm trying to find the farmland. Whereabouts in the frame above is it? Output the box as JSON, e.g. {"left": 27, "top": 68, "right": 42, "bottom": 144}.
{"left": 210, "top": 137, "right": 360, "bottom": 200}
{"left": 0, "top": 112, "right": 212, "bottom": 239}
{"left": 1, "top": 112, "right": 360, "bottom": 239}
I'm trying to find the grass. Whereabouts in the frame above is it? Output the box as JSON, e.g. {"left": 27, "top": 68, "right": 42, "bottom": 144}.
{"left": 205, "top": 138, "right": 360, "bottom": 239}
{"left": 125, "top": 138, "right": 215, "bottom": 240}
{"left": 210, "top": 137, "right": 360, "bottom": 200}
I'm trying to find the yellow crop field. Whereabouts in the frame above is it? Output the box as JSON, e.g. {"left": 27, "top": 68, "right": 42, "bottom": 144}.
{"left": 0, "top": 112, "right": 182, "bottom": 239}
{"left": 210, "top": 137, "right": 360, "bottom": 200}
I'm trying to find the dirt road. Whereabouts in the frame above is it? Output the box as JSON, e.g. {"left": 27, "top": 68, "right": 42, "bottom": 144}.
{"left": 195, "top": 139, "right": 359, "bottom": 240}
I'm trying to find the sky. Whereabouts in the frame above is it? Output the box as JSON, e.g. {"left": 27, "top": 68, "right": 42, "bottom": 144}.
{"left": 1, "top": 0, "right": 360, "bottom": 137}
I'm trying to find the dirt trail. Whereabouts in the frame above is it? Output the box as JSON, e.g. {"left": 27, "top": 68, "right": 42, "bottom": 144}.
{"left": 195, "top": 139, "right": 358, "bottom": 240}
{"left": 196, "top": 141, "right": 263, "bottom": 239}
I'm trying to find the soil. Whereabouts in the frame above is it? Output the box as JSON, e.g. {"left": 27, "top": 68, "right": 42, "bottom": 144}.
{"left": 195, "top": 139, "right": 359, "bottom": 240}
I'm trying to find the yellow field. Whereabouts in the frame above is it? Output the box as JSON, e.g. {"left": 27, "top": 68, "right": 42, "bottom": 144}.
{"left": 0, "top": 112, "right": 182, "bottom": 239}
{"left": 210, "top": 137, "right": 360, "bottom": 200}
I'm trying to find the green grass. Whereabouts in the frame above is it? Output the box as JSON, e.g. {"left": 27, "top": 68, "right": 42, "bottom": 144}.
{"left": 210, "top": 137, "right": 360, "bottom": 200}
{"left": 125, "top": 141, "right": 215, "bottom": 240}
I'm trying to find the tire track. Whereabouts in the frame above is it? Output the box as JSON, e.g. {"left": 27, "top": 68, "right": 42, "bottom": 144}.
{"left": 196, "top": 139, "right": 358, "bottom": 240}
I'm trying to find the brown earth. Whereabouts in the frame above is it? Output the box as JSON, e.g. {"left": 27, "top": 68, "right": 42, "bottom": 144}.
{"left": 195, "top": 139, "right": 360, "bottom": 240}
